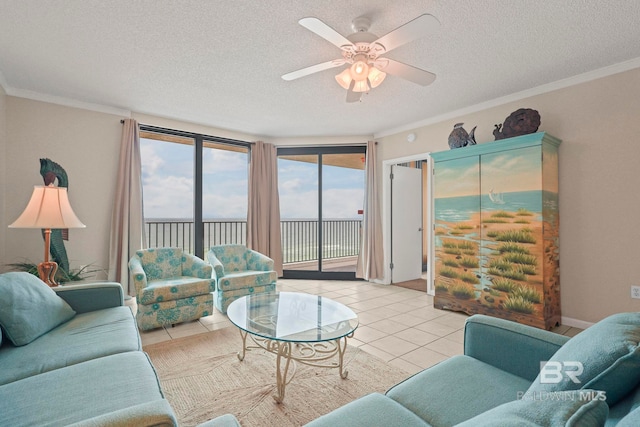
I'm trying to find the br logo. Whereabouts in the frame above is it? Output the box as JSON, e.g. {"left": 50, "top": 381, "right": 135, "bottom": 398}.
{"left": 540, "top": 361, "right": 584, "bottom": 384}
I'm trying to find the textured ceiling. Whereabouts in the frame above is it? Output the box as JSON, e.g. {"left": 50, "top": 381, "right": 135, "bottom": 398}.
{"left": 1, "top": 0, "right": 640, "bottom": 138}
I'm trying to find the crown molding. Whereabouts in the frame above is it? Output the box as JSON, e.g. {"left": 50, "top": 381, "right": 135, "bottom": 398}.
{"left": 374, "top": 57, "right": 640, "bottom": 139}
{"left": 4, "top": 86, "right": 131, "bottom": 117}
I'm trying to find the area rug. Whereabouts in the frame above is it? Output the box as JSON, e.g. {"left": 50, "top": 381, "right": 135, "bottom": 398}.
{"left": 144, "top": 327, "right": 411, "bottom": 427}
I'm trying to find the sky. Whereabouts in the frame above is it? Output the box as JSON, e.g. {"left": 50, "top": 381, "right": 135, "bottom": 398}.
{"left": 140, "top": 139, "right": 365, "bottom": 220}
{"left": 433, "top": 146, "right": 542, "bottom": 199}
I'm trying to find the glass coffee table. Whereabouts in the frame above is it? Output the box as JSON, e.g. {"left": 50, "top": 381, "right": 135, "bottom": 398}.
{"left": 226, "top": 291, "right": 359, "bottom": 403}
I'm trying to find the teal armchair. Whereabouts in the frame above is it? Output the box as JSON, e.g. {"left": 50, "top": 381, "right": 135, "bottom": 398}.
{"left": 129, "top": 247, "right": 215, "bottom": 331}
{"left": 206, "top": 244, "right": 277, "bottom": 313}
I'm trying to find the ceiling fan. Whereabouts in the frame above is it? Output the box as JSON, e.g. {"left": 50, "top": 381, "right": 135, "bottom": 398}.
{"left": 282, "top": 14, "right": 440, "bottom": 103}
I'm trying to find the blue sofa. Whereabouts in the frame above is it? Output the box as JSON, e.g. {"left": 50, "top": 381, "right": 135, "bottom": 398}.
{"left": 306, "top": 313, "right": 640, "bottom": 427}
{"left": 0, "top": 272, "right": 238, "bottom": 427}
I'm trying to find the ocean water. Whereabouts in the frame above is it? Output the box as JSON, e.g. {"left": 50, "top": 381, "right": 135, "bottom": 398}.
{"left": 435, "top": 190, "right": 558, "bottom": 222}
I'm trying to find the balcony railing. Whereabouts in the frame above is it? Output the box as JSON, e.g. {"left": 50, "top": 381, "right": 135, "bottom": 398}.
{"left": 144, "top": 219, "right": 361, "bottom": 264}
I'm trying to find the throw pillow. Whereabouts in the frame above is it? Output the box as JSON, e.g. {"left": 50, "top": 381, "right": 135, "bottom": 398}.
{"left": 0, "top": 272, "right": 76, "bottom": 346}
{"left": 456, "top": 390, "right": 608, "bottom": 427}
{"left": 528, "top": 312, "right": 640, "bottom": 406}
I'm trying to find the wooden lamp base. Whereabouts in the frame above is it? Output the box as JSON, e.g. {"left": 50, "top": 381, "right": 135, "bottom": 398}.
{"left": 37, "top": 261, "right": 59, "bottom": 287}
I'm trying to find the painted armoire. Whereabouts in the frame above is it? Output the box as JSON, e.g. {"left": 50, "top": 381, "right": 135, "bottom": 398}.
{"left": 431, "top": 132, "right": 560, "bottom": 330}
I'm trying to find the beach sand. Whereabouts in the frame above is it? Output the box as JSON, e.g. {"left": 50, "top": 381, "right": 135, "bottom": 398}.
{"left": 434, "top": 209, "right": 560, "bottom": 330}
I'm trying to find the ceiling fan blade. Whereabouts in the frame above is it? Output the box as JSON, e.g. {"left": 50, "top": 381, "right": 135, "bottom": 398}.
{"left": 346, "top": 80, "right": 362, "bottom": 103}
{"left": 282, "top": 59, "right": 345, "bottom": 81}
{"left": 299, "top": 17, "right": 354, "bottom": 50}
{"left": 378, "top": 58, "right": 436, "bottom": 86}
{"left": 370, "top": 14, "right": 440, "bottom": 53}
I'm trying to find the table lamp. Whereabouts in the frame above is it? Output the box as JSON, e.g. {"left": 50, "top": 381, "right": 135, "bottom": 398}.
{"left": 9, "top": 184, "right": 86, "bottom": 286}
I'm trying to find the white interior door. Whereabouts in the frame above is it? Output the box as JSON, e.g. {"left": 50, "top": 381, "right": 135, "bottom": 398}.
{"left": 391, "top": 165, "right": 423, "bottom": 283}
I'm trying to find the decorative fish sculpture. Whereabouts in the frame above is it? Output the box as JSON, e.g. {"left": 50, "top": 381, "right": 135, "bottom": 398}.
{"left": 448, "top": 123, "right": 477, "bottom": 149}
{"left": 493, "top": 108, "right": 541, "bottom": 140}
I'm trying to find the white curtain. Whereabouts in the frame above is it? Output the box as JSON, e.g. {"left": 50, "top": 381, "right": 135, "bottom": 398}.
{"left": 108, "top": 118, "right": 145, "bottom": 295}
{"left": 247, "top": 141, "right": 283, "bottom": 276}
{"left": 356, "top": 141, "right": 384, "bottom": 280}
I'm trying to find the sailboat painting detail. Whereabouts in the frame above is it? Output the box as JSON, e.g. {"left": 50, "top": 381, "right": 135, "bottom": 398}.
{"left": 431, "top": 133, "right": 561, "bottom": 330}
{"left": 488, "top": 188, "right": 505, "bottom": 204}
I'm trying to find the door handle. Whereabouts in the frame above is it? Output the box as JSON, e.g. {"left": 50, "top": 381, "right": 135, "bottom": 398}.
{"left": 418, "top": 228, "right": 423, "bottom": 231}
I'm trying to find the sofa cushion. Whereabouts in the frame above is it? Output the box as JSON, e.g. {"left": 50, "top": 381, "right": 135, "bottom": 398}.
{"left": 0, "top": 351, "right": 173, "bottom": 427}
{"left": 606, "top": 381, "right": 640, "bottom": 425}
{"left": 67, "top": 400, "right": 177, "bottom": 427}
{"left": 456, "top": 390, "right": 608, "bottom": 427}
{"left": 528, "top": 312, "right": 640, "bottom": 406}
{"left": 54, "top": 282, "right": 124, "bottom": 314}
{"left": 138, "top": 276, "right": 215, "bottom": 304}
{"left": 386, "top": 355, "right": 531, "bottom": 426}
{"left": 304, "top": 392, "right": 432, "bottom": 427}
{"left": 0, "top": 306, "right": 140, "bottom": 385}
{"left": 464, "top": 314, "right": 569, "bottom": 381}
{"left": 0, "top": 272, "right": 76, "bottom": 346}
{"left": 218, "top": 270, "right": 277, "bottom": 290}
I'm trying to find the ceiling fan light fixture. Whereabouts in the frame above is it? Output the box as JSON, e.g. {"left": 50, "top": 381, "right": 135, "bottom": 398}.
{"left": 352, "top": 79, "right": 370, "bottom": 93}
{"left": 284, "top": 14, "right": 440, "bottom": 103}
{"left": 368, "top": 66, "right": 386, "bottom": 88}
{"left": 349, "top": 60, "right": 370, "bottom": 81}
{"left": 335, "top": 68, "right": 352, "bottom": 90}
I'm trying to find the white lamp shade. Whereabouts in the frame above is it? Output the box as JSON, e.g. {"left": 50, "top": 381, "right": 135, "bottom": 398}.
{"left": 368, "top": 67, "right": 387, "bottom": 88}
{"left": 352, "top": 80, "right": 370, "bottom": 93}
{"left": 9, "top": 185, "right": 86, "bottom": 229}
{"left": 335, "top": 68, "right": 352, "bottom": 90}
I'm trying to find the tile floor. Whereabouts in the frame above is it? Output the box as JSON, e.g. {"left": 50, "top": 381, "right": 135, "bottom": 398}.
{"left": 134, "top": 279, "right": 583, "bottom": 376}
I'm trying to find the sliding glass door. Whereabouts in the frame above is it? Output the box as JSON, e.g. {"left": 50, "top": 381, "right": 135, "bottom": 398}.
{"left": 278, "top": 153, "right": 320, "bottom": 272}
{"left": 278, "top": 146, "right": 366, "bottom": 279}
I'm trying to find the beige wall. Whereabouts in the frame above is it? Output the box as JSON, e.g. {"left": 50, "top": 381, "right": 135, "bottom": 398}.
{"left": 0, "top": 85, "right": 7, "bottom": 267}
{"left": 3, "top": 97, "right": 126, "bottom": 278}
{"left": 377, "top": 67, "right": 640, "bottom": 324}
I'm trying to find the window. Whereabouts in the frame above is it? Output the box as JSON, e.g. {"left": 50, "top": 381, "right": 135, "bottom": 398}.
{"left": 139, "top": 126, "right": 249, "bottom": 257}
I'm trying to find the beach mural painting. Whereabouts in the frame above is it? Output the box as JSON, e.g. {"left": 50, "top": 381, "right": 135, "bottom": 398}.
{"left": 431, "top": 132, "right": 561, "bottom": 330}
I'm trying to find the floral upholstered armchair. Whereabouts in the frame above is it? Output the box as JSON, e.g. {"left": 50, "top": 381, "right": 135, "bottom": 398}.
{"left": 129, "top": 247, "right": 215, "bottom": 330}
{"left": 206, "top": 244, "right": 277, "bottom": 313}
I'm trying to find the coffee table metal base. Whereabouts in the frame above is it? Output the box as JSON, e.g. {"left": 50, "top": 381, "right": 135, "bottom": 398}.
{"left": 236, "top": 330, "right": 353, "bottom": 403}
